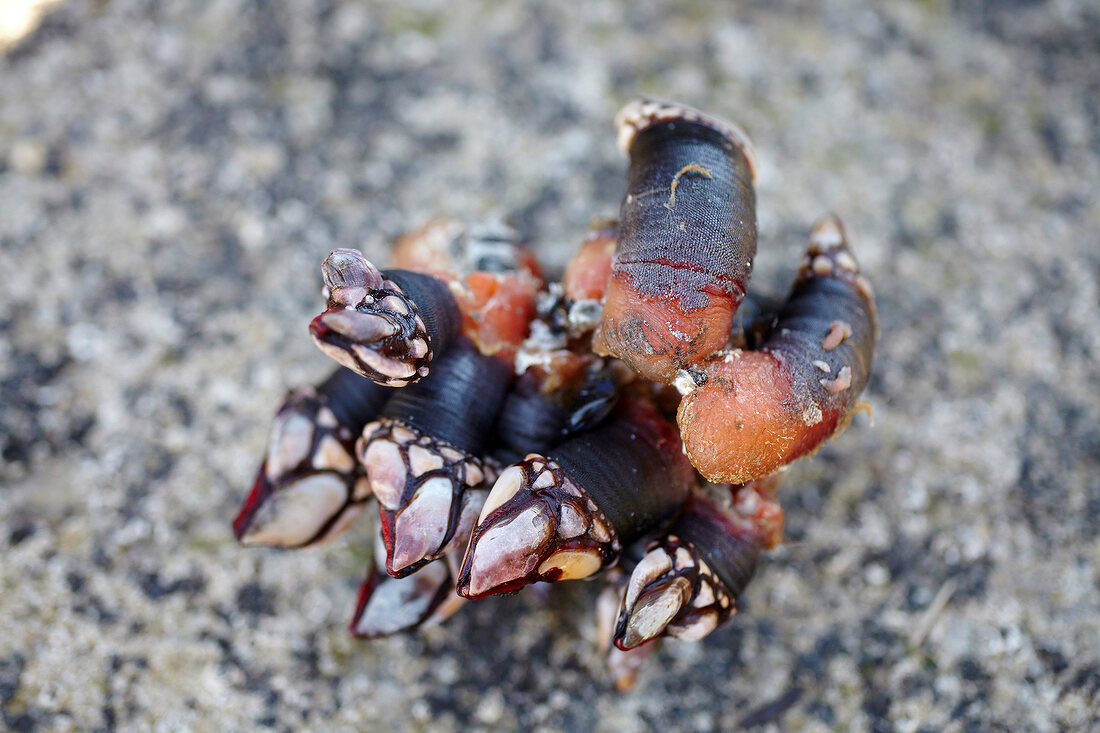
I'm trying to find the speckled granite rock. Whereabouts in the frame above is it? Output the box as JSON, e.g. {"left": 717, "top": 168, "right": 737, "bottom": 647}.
{"left": 2, "top": 1, "right": 1098, "bottom": 731}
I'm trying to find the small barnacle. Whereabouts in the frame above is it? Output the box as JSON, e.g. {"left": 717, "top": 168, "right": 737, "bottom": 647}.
{"left": 801, "top": 404, "right": 824, "bottom": 427}
{"left": 673, "top": 370, "right": 698, "bottom": 395}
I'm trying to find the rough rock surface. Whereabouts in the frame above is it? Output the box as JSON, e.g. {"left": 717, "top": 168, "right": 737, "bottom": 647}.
{"left": 2, "top": 1, "right": 1098, "bottom": 731}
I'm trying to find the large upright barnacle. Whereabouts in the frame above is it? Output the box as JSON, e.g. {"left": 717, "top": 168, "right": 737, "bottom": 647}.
{"left": 455, "top": 395, "right": 694, "bottom": 599}
{"left": 593, "top": 99, "right": 758, "bottom": 383}
{"left": 677, "top": 215, "right": 877, "bottom": 483}
{"left": 234, "top": 367, "right": 389, "bottom": 547}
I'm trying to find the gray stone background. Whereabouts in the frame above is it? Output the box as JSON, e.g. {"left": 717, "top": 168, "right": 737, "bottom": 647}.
{"left": 2, "top": 1, "right": 1098, "bottom": 731}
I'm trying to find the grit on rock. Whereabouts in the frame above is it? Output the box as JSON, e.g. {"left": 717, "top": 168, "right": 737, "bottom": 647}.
{"left": 1, "top": 1, "right": 1098, "bottom": 731}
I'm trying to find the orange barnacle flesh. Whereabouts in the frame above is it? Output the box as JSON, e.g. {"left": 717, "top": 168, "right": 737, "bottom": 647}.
{"left": 457, "top": 271, "right": 539, "bottom": 364}
{"left": 677, "top": 350, "right": 842, "bottom": 484}
{"left": 597, "top": 277, "right": 738, "bottom": 383}
{"left": 563, "top": 226, "right": 616, "bottom": 302}
{"left": 732, "top": 475, "right": 785, "bottom": 550}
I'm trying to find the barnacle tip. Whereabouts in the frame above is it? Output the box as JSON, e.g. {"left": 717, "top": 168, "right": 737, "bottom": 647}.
{"left": 349, "top": 559, "right": 460, "bottom": 639}
{"left": 614, "top": 574, "right": 692, "bottom": 650}
{"left": 456, "top": 531, "right": 540, "bottom": 599}
{"left": 458, "top": 492, "right": 558, "bottom": 598}
{"left": 809, "top": 213, "right": 848, "bottom": 250}
{"left": 321, "top": 247, "right": 383, "bottom": 291}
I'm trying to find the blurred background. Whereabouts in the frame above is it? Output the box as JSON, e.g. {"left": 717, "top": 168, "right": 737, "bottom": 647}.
{"left": 1, "top": 1, "right": 1098, "bottom": 730}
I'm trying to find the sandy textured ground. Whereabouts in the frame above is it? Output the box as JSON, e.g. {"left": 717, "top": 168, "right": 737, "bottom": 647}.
{"left": 2, "top": 1, "right": 1098, "bottom": 731}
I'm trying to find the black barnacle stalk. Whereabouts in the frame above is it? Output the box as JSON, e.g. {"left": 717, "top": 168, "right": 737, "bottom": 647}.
{"left": 310, "top": 248, "right": 462, "bottom": 386}
{"left": 491, "top": 366, "right": 620, "bottom": 465}
{"left": 729, "top": 291, "right": 784, "bottom": 351}
{"left": 613, "top": 482, "right": 778, "bottom": 649}
{"left": 358, "top": 341, "right": 512, "bottom": 577}
{"left": 492, "top": 373, "right": 573, "bottom": 462}
{"left": 234, "top": 368, "right": 390, "bottom": 547}
{"left": 350, "top": 527, "right": 466, "bottom": 639}
{"left": 455, "top": 396, "right": 694, "bottom": 599}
